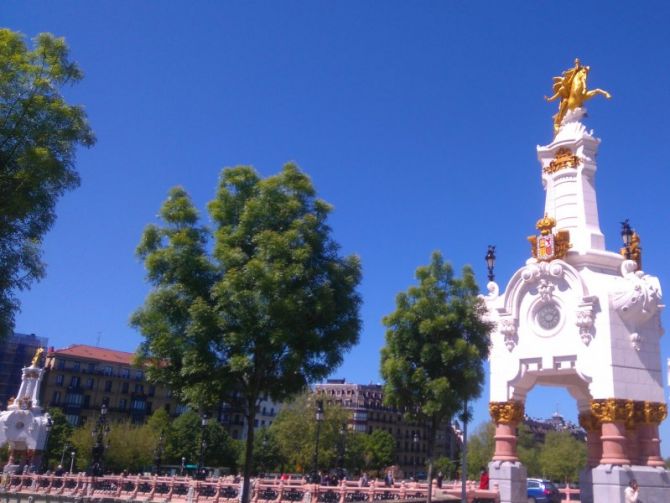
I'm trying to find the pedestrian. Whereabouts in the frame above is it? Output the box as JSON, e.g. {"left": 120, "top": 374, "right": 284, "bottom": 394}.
{"left": 624, "top": 479, "right": 639, "bottom": 503}
{"left": 384, "top": 470, "right": 394, "bottom": 487}
{"left": 436, "top": 471, "right": 443, "bottom": 489}
{"left": 478, "top": 469, "right": 489, "bottom": 490}
{"left": 54, "top": 465, "right": 64, "bottom": 477}
{"left": 359, "top": 473, "right": 369, "bottom": 487}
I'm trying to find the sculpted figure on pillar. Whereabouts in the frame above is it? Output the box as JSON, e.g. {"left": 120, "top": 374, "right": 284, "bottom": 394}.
{"left": 545, "top": 58, "right": 611, "bottom": 135}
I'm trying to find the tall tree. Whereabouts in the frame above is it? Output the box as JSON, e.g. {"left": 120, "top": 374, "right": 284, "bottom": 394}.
{"left": 466, "top": 422, "right": 494, "bottom": 476}
{"left": 133, "top": 164, "right": 361, "bottom": 501}
{"left": 380, "top": 252, "right": 491, "bottom": 502}
{"left": 44, "top": 407, "right": 73, "bottom": 471}
{"left": 0, "top": 29, "right": 95, "bottom": 336}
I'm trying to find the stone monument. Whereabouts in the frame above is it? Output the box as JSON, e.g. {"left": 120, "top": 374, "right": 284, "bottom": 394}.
{"left": 483, "top": 60, "right": 668, "bottom": 503}
{"left": 0, "top": 348, "right": 52, "bottom": 473}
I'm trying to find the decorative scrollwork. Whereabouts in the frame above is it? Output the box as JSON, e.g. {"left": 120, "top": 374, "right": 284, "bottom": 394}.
{"left": 590, "top": 399, "right": 668, "bottom": 426}
{"left": 575, "top": 310, "right": 594, "bottom": 345}
{"left": 499, "top": 318, "right": 518, "bottom": 352}
{"left": 578, "top": 411, "right": 600, "bottom": 432}
{"left": 590, "top": 398, "right": 630, "bottom": 423}
{"left": 489, "top": 400, "right": 525, "bottom": 424}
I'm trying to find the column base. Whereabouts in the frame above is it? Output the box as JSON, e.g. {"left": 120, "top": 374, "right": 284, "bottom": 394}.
{"left": 488, "top": 460, "right": 527, "bottom": 503}
{"left": 580, "top": 465, "right": 670, "bottom": 503}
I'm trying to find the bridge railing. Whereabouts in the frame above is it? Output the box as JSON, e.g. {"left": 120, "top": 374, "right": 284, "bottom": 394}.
{"left": 0, "top": 473, "right": 502, "bottom": 503}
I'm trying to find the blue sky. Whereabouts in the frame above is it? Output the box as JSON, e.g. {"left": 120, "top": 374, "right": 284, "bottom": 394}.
{"left": 5, "top": 2, "right": 670, "bottom": 454}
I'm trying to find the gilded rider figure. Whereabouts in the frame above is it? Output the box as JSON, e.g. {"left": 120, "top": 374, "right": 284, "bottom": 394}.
{"left": 545, "top": 58, "right": 612, "bottom": 135}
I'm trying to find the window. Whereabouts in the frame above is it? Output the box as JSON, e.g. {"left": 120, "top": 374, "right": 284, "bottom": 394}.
{"left": 65, "top": 414, "right": 80, "bottom": 426}
{"left": 65, "top": 393, "right": 83, "bottom": 406}
{"left": 119, "top": 399, "right": 127, "bottom": 410}
{"left": 57, "top": 360, "right": 65, "bottom": 370}
{"left": 120, "top": 368, "right": 130, "bottom": 379}
{"left": 131, "top": 399, "right": 145, "bottom": 411}
{"left": 69, "top": 376, "right": 79, "bottom": 387}
{"left": 122, "top": 382, "right": 129, "bottom": 393}
{"left": 86, "top": 377, "right": 94, "bottom": 389}
{"left": 135, "top": 370, "right": 144, "bottom": 381}
{"left": 52, "top": 391, "right": 61, "bottom": 404}
{"left": 254, "top": 419, "right": 259, "bottom": 427}
{"left": 88, "top": 363, "right": 95, "bottom": 373}
{"left": 102, "top": 397, "right": 110, "bottom": 406}
{"left": 176, "top": 404, "right": 189, "bottom": 415}
{"left": 148, "top": 385, "right": 155, "bottom": 397}
{"left": 104, "top": 366, "right": 113, "bottom": 376}
{"left": 55, "top": 374, "right": 64, "bottom": 385}
{"left": 104, "top": 381, "right": 112, "bottom": 392}
{"left": 72, "top": 361, "right": 80, "bottom": 371}
{"left": 134, "top": 384, "right": 144, "bottom": 393}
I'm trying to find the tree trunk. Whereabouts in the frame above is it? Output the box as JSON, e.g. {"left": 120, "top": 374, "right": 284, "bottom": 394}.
{"left": 241, "top": 398, "right": 257, "bottom": 503}
{"left": 426, "top": 417, "right": 436, "bottom": 503}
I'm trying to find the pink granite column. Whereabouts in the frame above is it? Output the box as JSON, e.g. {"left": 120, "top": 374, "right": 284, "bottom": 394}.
{"left": 591, "top": 399, "right": 630, "bottom": 465}
{"left": 639, "top": 402, "right": 667, "bottom": 467}
{"left": 489, "top": 401, "right": 524, "bottom": 462}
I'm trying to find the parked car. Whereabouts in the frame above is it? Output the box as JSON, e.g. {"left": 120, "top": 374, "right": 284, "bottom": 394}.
{"left": 527, "top": 478, "right": 561, "bottom": 503}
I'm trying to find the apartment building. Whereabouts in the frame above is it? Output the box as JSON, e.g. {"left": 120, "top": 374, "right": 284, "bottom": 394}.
{"left": 42, "top": 344, "right": 178, "bottom": 426}
{"left": 315, "top": 379, "right": 461, "bottom": 477}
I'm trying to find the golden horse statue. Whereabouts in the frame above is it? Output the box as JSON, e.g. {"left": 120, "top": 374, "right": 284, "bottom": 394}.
{"left": 545, "top": 58, "right": 611, "bottom": 135}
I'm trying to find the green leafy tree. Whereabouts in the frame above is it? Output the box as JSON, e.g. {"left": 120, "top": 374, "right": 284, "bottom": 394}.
{"left": 68, "top": 425, "right": 93, "bottom": 473}
{"left": 433, "top": 456, "right": 457, "bottom": 481}
{"left": 164, "top": 411, "right": 201, "bottom": 467}
{"left": 0, "top": 29, "right": 95, "bottom": 337}
{"left": 539, "top": 431, "right": 586, "bottom": 483}
{"left": 363, "top": 429, "right": 395, "bottom": 472}
{"left": 517, "top": 423, "right": 541, "bottom": 477}
{"left": 381, "top": 251, "right": 491, "bottom": 502}
{"left": 239, "top": 428, "right": 283, "bottom": 475}
{"left": 44, "top": 407, "right": 73, "bottom": 471}
{"left": 271, "top": 393, "right": 350, "bottom": 474}
{"left": 105, "top": 422, "right": 155, "bottom": 473}
{"left": 133, "top": 164, "right": 361, "bottom": 501}
{"left": 343, "top": 432, "right": 367, "bottom": 475}
{"left": 466, "top": 422, "right": 494, "bottom": 476}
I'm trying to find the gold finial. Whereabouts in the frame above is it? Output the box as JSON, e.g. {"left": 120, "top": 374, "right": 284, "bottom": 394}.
{"left": 621, "top": 231, "right": 642, "bottom": 270}
{"left": 536, "top": 214, "right": 556, "bottom": 235}
{"left": 31, "top": 347, "right": 44, "bottom": 367}
{"left": 545, "top": 59, "right": 612, "bottom": 135}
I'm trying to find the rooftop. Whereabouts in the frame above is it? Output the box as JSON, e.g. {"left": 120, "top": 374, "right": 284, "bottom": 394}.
{"left": 49, "top": 344, "right": 136, "bottom": 366}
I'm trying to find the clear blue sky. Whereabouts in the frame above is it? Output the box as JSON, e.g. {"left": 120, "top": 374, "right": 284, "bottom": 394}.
{"left": 6, "top": 2, "right": 670, "bottom": 454}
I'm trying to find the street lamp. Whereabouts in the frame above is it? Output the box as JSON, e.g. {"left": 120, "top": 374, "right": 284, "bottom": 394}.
{"left": 412, "top": 432, "right": 419, "bottom": 480}
{"left": 621, "top": 219, "right": 633, "bottom": 259}
{"left": 41, "top": 417, "right": 53, "bottom": 473}
{"left": 89, "top": 403, "right": 110, "bottom": 476}
{"left": 312, "top": 400, "right": 324, "bottom": 483}
{"left": 69, "top": 451, "right": 76, "bottom": 474}
{"left": 180, "top": 456, "right": 186, "bottom": 476}
{"left": 60, "top": 443, "right": 70, "bottom": 467}
{"left": 153, "top": 431, "right": 165, "bottom": 475}
{"left": 337, "top": 423, "right": 346, "bottom": 480}
{"left": 485, "top": 245, "right": 496, "bottom": 282}
{"left": 198, "top": 412, "right": 209, "bottom": 478}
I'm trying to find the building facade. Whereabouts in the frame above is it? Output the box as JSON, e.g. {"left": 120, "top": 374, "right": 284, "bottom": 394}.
{"left": 315, "top": 379, "right": 461, "bottom": 478}
{"left": 42, "top": 345, "right": 178, "bottom": 426}
{"left": 0, "top": 333, "right": 48, "bottom": 409}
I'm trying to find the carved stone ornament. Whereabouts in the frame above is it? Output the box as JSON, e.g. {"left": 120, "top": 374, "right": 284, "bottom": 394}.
{"left": 499, "top": 317, "right": 518, "bottom": 352}
{"left": 521, "top": 260, "right": 564, "bottom": 284}
{"left": 543, "top": 147, "right": 581, "bottom": 175}
{"left": 610, "top": 260, "right": 663, "bottom": 350}
{"left": 575, "top": 309, "right": 594, "bottom": 345}
{"left": 527, "top": 214, "right": 571, "bottom": 262}
{"left": 537, "top": 278, "right": 555, "bottom": 303}
{"left": 591, "top": 399, "right": 668, "bottom": 426}
{"left": 489, "top": 400, "right": 525, "bottom": 424}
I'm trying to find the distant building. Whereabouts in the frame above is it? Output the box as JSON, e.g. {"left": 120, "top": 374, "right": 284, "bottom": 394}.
{"left": 42, "top": 344, "right": 178, "bottom": 426}
{"left": 219, "top": 393, "right": 282, "bottom": 440}
{"left": 523, "top": 411, "right": 586, "bottom": 442}
{"left": 315, "top": 379, "right": 462, "bottom": 478}
{"left": 0, "top": 333, "right": 48, "bottom": 409}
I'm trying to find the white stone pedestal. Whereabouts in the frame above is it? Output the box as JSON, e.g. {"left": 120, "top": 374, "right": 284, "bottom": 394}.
{"left": 488, "top": 461, "right": 527, "bottom": 503}
{"left": 580, "top": 465, "right": 670, "bottom": 503}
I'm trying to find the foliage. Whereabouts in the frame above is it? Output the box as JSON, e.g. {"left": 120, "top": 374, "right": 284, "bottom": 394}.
{"left": 133, "top": 164, "right": 362, "bottom": 502}
{"left": 44, "top": 407, "right": 73, "bottom": 470}
{"left": 538, "top": 431, "right": 586, "bottom": 483}
{"left": 433, "top": 456, "right": 457, "bottom": 480}
{"left": 105, "top": 421, "right": 155, "bottom": 473}
{"left": 68, "top": 425, "right": 93, "bottom": 472}
{"left": 0, "top": 29, "right": 95, "bottom": 337}
{"left": 270, "top": 393, "right": 350, "bottom": 474}
{"left": 517, "top": 423, "right": 541, "bottom": 477}
{"left": 362, "top": 429, "right": 395, "bottom": 472}
{"left": 466, "top": 422, "right": 494, "bottom": 476}
{"left": 380, "top": 252, "right": 491, "bottom": 499}
{"left": 239, "top": 428, "right": 283, "bottom": 475}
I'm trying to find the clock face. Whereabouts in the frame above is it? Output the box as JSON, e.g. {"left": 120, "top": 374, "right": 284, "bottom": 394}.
{"left": 536, "top": 303, "right": 561, "bottom": 330}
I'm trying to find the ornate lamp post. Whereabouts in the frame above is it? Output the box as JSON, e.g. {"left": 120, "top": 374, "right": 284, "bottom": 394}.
{"left": 89, "top": 403, "right": 110, "bottom": 476}
{"left": 69, "top": 451, "right": 75, "bottom": 474}
{"left": 180, "top": 456, "right": 186, "bottom": 476}
{"left": 621, "top": 219, "right": 633, "bottom": 259}
{"left": 312, "top": 400, "right": 324, "bottom": 483}
{"left": 41, "top": 417, "right": 53, "bottom": 473}
{"left": 337, "top": 423, "right": 346, "bottom": 480}
{"left": 412, "top": 432, "right": 419, "bottom": 480}
{"left": 153, "top": 431, "right": 165, "bottom": 475}
{"left": 60, "top": 443, "right": 70, "bottom": 467}
{"left": 485, "top": 245, "right": 496, "bottom": 282}
{"left": 198, "top": 412, "right": 209, "bottom": 478}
